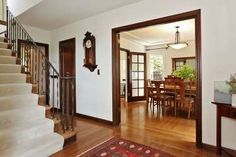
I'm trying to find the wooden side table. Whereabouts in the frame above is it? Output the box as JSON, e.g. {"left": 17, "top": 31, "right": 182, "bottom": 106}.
{"left": 212, "top": 102, "right": 236, "bottom": 155}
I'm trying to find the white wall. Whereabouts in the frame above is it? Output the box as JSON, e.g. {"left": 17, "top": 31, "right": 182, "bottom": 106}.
{"left": 7, "top": 0, "right": 43, "bottom": 16}
{"left": 49, "top": 0, "right": 236, "bottom": 149}
{"left": 23, "top": 24, "right": 51, "bottom": 44}
{"left": 0, "top": 0, "right": 7, "bottom": 20}
{"left": 147, "top": 40, "right": 195, "bottom": 77}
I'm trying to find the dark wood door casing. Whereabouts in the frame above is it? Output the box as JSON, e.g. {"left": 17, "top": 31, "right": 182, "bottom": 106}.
{"left": 59, "top": 38, "right": 76, "bottom": 112}
{"left": 59, "top": 38, "right": 76, "bottom": 77}
{"left": 112, "top": 10, "right": 202, "bottom": 147}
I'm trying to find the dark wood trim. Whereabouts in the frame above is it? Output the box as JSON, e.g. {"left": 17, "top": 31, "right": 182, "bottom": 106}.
{"left": 63, "top": 133, "right": 77, "bottom": 147}
{"left": 59, "top": 38, "right": 76, "bottom": 114}
{"left": 120, "top": 47, "right": 130, "bottom": 52}
{"left": 75, "top": 113, "right": 113, "bottom": 125}
{"left": 0, "top": 20, "right": 6, "bottom": 25}
{"left": 195, "top": 9, "right": 202, "bottom": 148}
{"left": 112, "top": 9, "right": 202, "bottom": 147}
{"left": 203, "top": 143, "right": 236, "bottom": 157}
{"left": 172, "top": 56, "right": 196, "bottom": 60}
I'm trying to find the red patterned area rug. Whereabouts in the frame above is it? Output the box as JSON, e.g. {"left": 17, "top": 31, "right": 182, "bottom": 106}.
{"left": 78, "top": 137, "right": 175, "bottom": 157}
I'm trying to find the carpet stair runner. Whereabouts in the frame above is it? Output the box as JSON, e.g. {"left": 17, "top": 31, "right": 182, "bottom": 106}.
{"left": 0, "top": 36, "right": 64, "bottom": 157}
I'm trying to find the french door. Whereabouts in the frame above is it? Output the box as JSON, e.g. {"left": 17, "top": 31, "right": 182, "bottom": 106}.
{"left": 127, "top": 52, "right": 146, "bottom": 102}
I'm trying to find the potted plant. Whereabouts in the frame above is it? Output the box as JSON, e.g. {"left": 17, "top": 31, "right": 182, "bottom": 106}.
{"left": 226, "top": 73, "right": 236, "bottom": 106}
{"left": 172, "top": 64, "right": 196, "bottom": 81}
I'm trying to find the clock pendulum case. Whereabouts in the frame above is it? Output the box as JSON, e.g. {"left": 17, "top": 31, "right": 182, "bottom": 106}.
{"left": 83, "top": 32, "right": 98, "bottom": 72}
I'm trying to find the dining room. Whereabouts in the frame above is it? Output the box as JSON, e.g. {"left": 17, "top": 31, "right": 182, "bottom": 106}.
{"left": 119, "top": 18, "right": 197, "bottom": 144}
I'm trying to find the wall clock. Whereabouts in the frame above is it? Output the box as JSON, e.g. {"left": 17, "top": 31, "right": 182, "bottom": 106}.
{"left": 83, "top": 32, "right": 97, "bottom": 72}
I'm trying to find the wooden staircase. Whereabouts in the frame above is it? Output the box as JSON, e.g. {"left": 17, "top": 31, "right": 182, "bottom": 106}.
{"left": 0, "top": 6, "right": 77, "bottom": 157}
{"left": 0, "top": 36, "right": 64, "bottom": 157}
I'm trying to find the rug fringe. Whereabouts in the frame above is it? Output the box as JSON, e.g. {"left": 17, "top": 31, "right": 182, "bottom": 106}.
{"left": 75, "top": 136, "right": 114, "bottom": 157}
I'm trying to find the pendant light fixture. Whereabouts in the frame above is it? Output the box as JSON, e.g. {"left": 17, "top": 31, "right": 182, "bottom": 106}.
{"left": 168, "top": 26, "right": 188, "bottom": 49}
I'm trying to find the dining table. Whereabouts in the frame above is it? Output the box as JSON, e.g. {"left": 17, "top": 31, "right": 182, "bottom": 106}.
{"left": 150, "top": 80, "right": 197, "bottom": 116}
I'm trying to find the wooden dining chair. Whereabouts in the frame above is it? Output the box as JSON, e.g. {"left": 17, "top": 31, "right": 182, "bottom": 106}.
{"left": 175, "top": 80, "right": 195, "bottom": 119}
{"left": 146, "top": 79, "right": 155, "bottom": 109}
{"left": 164, "top": 77, "right": 180, "bottom": 114}
{"left": 184, "top": 80, "right": 196, "bottom": 118}
{"left": 152, "top": 81, "right": 172, "bottom": 112}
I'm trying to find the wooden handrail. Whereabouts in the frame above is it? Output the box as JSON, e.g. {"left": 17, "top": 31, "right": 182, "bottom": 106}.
{"left": 0, "top": 20, "right": 6, "bottom": 25}
{"left": 6, "top": 6, "right": 76, "bottom": 133}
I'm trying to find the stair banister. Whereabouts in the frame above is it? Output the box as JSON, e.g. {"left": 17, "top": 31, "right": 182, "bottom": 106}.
{"left": 6, "top": 6, "right": 75, "bottom": 133}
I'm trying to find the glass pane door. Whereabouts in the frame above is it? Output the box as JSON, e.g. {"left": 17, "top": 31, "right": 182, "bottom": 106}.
{"left": 128, "top": 52, "right": 146, "bottom": 102}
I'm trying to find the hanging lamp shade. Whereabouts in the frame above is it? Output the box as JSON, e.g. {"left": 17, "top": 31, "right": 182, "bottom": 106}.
{"left": 168, "top": 26, "right": 188, "bottom": 49}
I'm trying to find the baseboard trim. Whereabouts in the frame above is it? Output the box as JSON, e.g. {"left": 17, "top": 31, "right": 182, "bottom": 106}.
{"left": 203, "top": 143, "right": 236, "bottom": 156}
{"left": 75, "top": 113, "right": 113, "bottom": 125}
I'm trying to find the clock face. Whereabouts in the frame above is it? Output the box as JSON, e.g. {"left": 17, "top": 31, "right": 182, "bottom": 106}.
{"left": 85, "top": 40, "right": 92, "bottom": 48}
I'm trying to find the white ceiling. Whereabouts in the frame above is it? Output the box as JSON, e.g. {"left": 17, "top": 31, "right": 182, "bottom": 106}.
{"left": 18, "top": 0, "right": 143, "bottom": 30}
{"left": 120, "top": 19, "right": 195, "bottom": 46}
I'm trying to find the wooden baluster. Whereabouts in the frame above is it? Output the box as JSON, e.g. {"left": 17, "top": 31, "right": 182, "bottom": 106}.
{"left": 71, "top": 78, "right": 75, "bottom": 131}
{"left": 61, "top": 77, "right": 65, "bottom": 133}
{"left": 52, "top": 71, "right": 55, "bottom": 119}
{"left": 56, "top": 75, "right": 59, "bottom": 120}
{"left": 6, "top": 7, "right": 8, "bottom": 38}
{"left": 66, "top": 77, "right": 70, "bottom": 130}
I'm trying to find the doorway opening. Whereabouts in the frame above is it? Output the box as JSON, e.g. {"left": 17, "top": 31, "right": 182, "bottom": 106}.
{"left": 59, "top": 38, "right": 76, "bottom": 112}
{"left": 113, "top": 10, "right": 202, "bottom": 147}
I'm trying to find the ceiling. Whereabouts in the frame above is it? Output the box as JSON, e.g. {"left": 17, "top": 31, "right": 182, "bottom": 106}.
{"left": 18, "top": 0, "right": 143, "bottom": 30}
{"left": 120, "top": 19, "right": 195, "bottom": 46}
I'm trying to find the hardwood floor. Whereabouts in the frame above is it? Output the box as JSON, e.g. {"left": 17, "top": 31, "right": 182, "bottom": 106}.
{"left": 51, "top": 100, "right": 227, "bottom": 157}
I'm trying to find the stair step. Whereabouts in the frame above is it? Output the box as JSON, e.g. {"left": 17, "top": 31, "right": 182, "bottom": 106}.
{"left": 39, "top": 104, "right": 52, "bottom": 117}
{"left": 0, "top": 73, "right": 26, "bottom": 84}
{"left": 0, "top": 105, "right": 45, "bottom": 130}
{"left": 0, "top": 55, "right": 16, "bottom": 64}
{"left": 38, "top": 94, "right": 46, "bottom": 105}
{"left": 0, "top": 42, "right": 9, "bottom": 49}
{"left": 0, "top": 94, "right": 38, "bottom": 112}
{"left": 0, "top": 48, "right": 12, "bottom": 56}
{"left": 0, "top": 36, "right": 6, "bottom": 42}
{"left": 0, "top": 119, "right": 54, "bottom": 151}
{"left": 0, "top": 133, "right": 64, "bottom": 157}
{"left": 32, "top": 83, "right": 38, "bottom": 94}
{"left": 0, "top": 64, "right": 21, "bottom": 73}
{"left": 0, "top": 83, "right": 32, "bottom": 96}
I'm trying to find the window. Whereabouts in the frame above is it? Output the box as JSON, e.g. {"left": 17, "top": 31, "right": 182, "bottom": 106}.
{"left": 149, "top": 55, "right": 164, "bottom": 80}
{"left": 172, "top": 57, "right": 195, "bottom": 71}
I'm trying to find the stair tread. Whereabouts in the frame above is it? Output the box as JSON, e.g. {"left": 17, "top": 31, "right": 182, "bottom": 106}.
{"left": 0, "top": 73, "right": 25, "bottom": 76}
{"left": 0, "top": 118, "right": 53, "bottom": 136}
{"left": 0, "top": 42, "right": 9, "bottom": 49}
{"left": 0, "top": 94, "right": 38, "bottom": 112}
{"left": 0, "top": 133, "right": 64, "bottom": 157}
{"left": 0, "top": 82, "right": 32, "bottom": 87}
{"left": 0, "top": 105, "right": 45, "bottom": 130}
{"left": 0, "top": 93, "right": 38, "bottom": 100}
{"left": 0, "top": 47, "right": 11, "bottom": 51}
{"left": 0, "top": 55, "right": 16, "bottom": 58}
{"left": 0, "top": 118, "right": 54, "bottom": 152}
{"left": 0, "top": 41, "right": 8, "bottom": 45}
{"left": 0, "top": 64, "right": 20, "bottom": 66}
{"left": 0, "top": 52, "right": 12, "bottom": 56}
{"left": 0, "top": 105, "right": 45, "bottom": 116}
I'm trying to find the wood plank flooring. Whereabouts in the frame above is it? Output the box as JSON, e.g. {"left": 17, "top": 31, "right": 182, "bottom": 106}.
{"left": 51, "top": 100, "right": 228, "bottom": 157}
